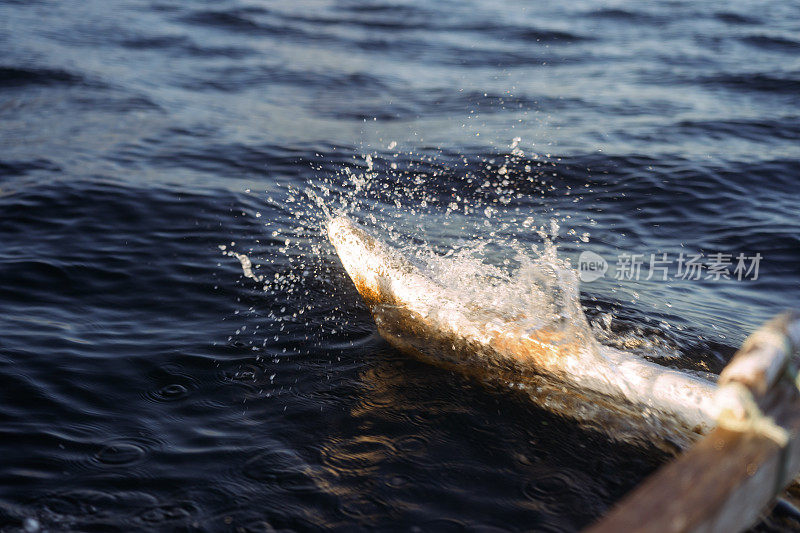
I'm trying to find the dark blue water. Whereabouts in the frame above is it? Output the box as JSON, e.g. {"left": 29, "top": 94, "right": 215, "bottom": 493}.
{"left": 1, "top": 0, "right": 799, "bottom": 531}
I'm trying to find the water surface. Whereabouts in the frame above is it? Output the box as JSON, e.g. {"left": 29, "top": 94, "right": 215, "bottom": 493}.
{"left": 1, "top": 0, "right": 799, "bottom": 530}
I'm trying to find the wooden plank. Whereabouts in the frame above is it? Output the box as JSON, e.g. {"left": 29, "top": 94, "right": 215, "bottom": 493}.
{"left": 719, "top": 311, "right": 800, "bottom": 395}
{"left": 586, "top": 383, "right": 800, "bottom": 533}
{"left": 587, "top": 312, "right": 800, "bottom": 533}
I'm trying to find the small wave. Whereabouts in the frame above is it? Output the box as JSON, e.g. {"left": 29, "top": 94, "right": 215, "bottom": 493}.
{"left": 341, "top": 3, "right": 432, "bottom": 15}
{"left": 0, "top": 158, "right": 61, "bottom": 178}
{"left": 177, "top": 64, "right": 390, "bottom": 94}
{"left": 121, "top": 34, "right": 190, "bottom": 49}
{"left": 312, "top": 90, "right": 574, "bottom": 122}
{"left": 714, "top": 11, "right": 761, "bottom": 25}
{"left": 119, "top": 33, "right": 254, "bottom": 58}
{"left": 701, "top": 72, "right": 800, "bottom": 97}
{"left": 179, "top": 8, "right": 314, "bottom": 42}
{"left": 274, "top": 9, "right": 590, "bottom": 45}
{"left": 133, "top": 501, "right": 199, "bottom": 527}
{"left": 180, "top": 9, "right": 263, "bottom": 32}
{"left": 308, "top": 2, "right": 438, "bottom": 27}
{"left": 740, "top": 34, "right": 800, "bottom": 52}
{"left": 0, "top": 66, "right": 84, "bottom": 88}
{"left": 588, "top": 8, "right": 660, "bottom": 23}
{"left": 501, "top": 26, "right": 592, "bottom": 43}
{"left": 674, "top": 118, "right": 800, "bottom": 143}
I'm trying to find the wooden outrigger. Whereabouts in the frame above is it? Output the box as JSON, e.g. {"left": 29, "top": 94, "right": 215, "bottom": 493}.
{"left": 327, "top": 215, "right": 800, "bottom": 531}
{"left": 588, "top": 311, "right": 800, "bottom": 533}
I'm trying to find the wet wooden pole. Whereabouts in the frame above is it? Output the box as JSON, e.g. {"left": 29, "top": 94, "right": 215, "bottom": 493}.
{"left": 587, "top": 312, "right": 800, "bottom": 533}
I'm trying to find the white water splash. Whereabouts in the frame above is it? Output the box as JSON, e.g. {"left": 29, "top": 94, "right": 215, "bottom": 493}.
{"left": 223, "top": 138, "right": 700, "bottom": 394}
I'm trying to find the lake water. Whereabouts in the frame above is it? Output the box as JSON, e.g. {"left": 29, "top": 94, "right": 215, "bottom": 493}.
{"left": 1, "top": 0, "right": 799, "bottom": 530}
